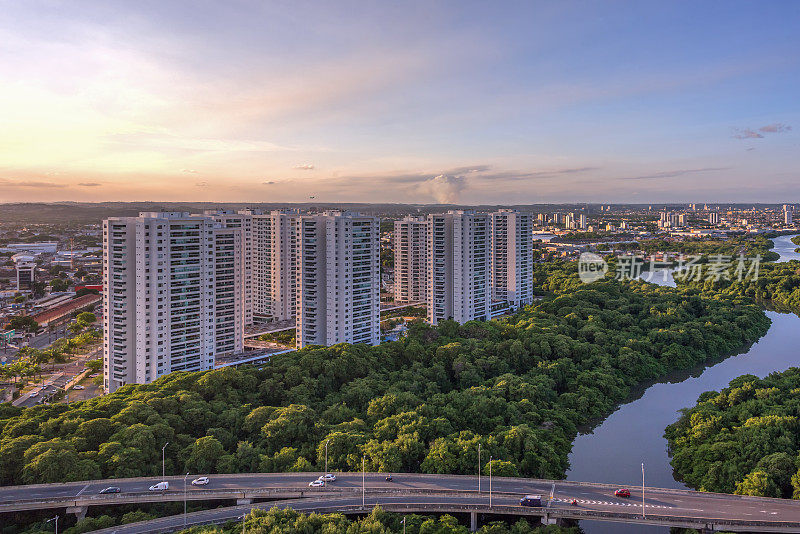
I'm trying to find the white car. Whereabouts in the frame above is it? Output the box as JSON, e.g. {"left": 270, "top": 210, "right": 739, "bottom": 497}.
{"left": 149, "top": 481, "right": 169, "bottom": 491}
{"left": 191, "top": 477, "right": 209, "bottom": 486}
{"left": 308, "top": 479, "right": 325, "bottom": 487}
{"left": 320, "top": 473, "right": 336, "bottom": 482}
{"left": 73, "top": 385, "right": 85, "bottom": 390}
{"left": 29, "top": 391, "right": 39, "bottom": 397}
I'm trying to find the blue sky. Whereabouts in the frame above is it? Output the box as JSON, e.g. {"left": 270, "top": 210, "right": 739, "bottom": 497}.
{"left": 0, "top": 0, "right": 797, "bottom": 203}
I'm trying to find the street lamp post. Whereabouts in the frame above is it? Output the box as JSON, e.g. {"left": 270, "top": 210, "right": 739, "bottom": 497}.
{"left": 46, "top": 515, "right": 59, "bottom": 534}
{"left": 362, "top": 455, "right": 366, "bottom": 509}
{"left": 641, "top": 462, "right": 645, "bottom": 518}
{"left": 161, "top": 442, "right": 169, "bottom": 479}
{"left": 477, "top": 443, "right": 481, "bottom": 493}
{"left": 184, "top": 472, "right": 190, "bottom": 527}
{"left": 402, "top": 516, "right": 406, "bottom": 534}
{"left": 324, "top": 440, "right": 329, "bottom": 476}
{"left": 239, "top": 513, "right": 246, "bottom": 534}
{"left": 489, "top": 456, "right": 493, "bottom": 509}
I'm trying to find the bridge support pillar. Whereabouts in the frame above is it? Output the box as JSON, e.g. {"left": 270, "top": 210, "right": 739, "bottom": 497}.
{"left": 66, "top": 506, "right": 88, "bottom": 520}
{"left": 542, "top": 515, "right": 560, "bottom": 526}
{"left": 470, "top": 512, "right": 477, "bottom": 532}
{"left": 237, "top": 498, "right": 253, "bottom": 505}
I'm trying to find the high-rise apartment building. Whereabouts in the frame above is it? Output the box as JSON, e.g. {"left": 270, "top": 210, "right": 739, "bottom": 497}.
{"left": 102, "top": 212, "right": 244, "bottom": 393}
{"left": 296, "top": 212, "right": 380, "bottom": 348}
{"left": 393, "top": 216, "right": 428, "bottom": 303}
{"left": 785, "top": 207, "right": 794, "bottom": 226}
{"left": 204, "top": 210, "right": 253, "bottom": 326}
{"left": 490, "top": 209, "right": 533, "bottom": 309}
{"left": 244, "top": 209, "right": 300, "bottom": 322}
{"left": 427, "top": 211, "right": 491, "bottom": 325}
{"left": 708, "top": 212, "right": 720, "bottom": 225}
{"left": 578, "top": 213, "right": 587, "bottom": 229}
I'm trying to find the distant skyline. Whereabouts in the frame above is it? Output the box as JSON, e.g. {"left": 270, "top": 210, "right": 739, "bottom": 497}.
{"left": 1, "top": 1, "right": 798, "bottom": 203}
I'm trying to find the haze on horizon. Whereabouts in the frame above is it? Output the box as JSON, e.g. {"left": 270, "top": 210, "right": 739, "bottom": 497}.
{"left": 0, "top": 0, "right": 798, "bottom": 205}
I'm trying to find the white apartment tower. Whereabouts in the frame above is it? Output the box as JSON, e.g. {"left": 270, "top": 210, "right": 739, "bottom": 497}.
{"left": 393, "top": 216, "right": 428, "bottom": 303}
{"left": 296, "top": 212, "right": 381, "bottom": 348}
{"left": 784, "top": 207, "right": 794, "bottom": 226}
{"left": 102, "top": 212, "right": 244, "bottom": 393}
{"left": 205, "top": 210, "right": 253, "bottom": 326}
{"left": 708, "top": 212, "right": 720, "bottom": 225}
{"left": 427, "top": 211, "right": 491, "bottom": 325}
{"left": 490, "top": 209, "right": 534, "bottom": 309}
{"left": 245, "top": 209, "right": 300, "bottom": 322}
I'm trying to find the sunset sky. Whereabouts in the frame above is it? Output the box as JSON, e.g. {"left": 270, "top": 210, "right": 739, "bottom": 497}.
{"left": 1, "top": 1, "right": 798, "bottom": 203}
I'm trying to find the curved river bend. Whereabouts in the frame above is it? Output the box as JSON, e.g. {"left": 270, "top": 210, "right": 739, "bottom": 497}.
{"left": 566, "top": 234, "right": 800, "bottom": 534}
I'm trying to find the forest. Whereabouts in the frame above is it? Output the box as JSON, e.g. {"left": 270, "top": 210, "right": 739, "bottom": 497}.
{"left": 665, "top": 367, "right": 800, "bottom": 498}
{"left": 177, "top": 507, "right": 578, "bottom": 534}
{"left": 638, "top": 234, "right": 779, "bottom": 257}
{"left": 0, "top": 263, "right": 771, "bottom": 488}
{"left": 675, "top": 258, "right": 800, "bottom": 313}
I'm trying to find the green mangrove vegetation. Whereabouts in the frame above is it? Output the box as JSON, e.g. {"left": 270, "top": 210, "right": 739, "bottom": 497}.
{"left": 175, "top": 507, "right": 579, "bottom": 534}
{"left": 0, "top": 264, "right": 770, "bottom": 487}
{"left": 665, "top": 368, "right": 800, "bottom": 498}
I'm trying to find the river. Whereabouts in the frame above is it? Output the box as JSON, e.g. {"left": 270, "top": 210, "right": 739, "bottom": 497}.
{"left": 565, "top": 234, "right": 800, "bottom": 534}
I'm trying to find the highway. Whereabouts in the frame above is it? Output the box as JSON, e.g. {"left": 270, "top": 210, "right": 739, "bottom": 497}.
{"left": 87, "top": 493, "right": 800, "bottom": 534}
{"left": 4, "top": 472, "right": 800, "bottom": 532}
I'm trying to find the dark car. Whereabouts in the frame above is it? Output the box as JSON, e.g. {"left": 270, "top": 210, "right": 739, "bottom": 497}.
{"left": 614, "top": 488, "right": 631, "bottom": 498}
{"left": 99, "top": 486, "right": 121, "bottom": 494}
{"left": 519, "top": 495, "right": 543, "bottom": 507}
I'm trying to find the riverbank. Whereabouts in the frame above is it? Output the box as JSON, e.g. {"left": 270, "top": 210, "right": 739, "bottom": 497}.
{"left": 565, "top": 234, "right": 800, "bottom": 534}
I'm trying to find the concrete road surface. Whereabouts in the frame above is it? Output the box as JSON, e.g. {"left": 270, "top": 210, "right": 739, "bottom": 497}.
{"left": 4, "top": 472, "right": 800, "bottom": 530}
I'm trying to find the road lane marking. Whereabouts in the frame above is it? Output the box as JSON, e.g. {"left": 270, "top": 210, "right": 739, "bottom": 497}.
{"left": 75, "top": 484, "right": 90, "bottom": 496}
{"left": 553, "top": 497, "right": 672, "bottom": 509}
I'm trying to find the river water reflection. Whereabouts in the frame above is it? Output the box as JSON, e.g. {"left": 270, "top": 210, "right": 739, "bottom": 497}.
{"left": 565, "top": 234, "right": 800, "bottom": 533}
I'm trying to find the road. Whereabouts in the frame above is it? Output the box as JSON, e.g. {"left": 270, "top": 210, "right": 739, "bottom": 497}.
{"left": 4, "top": 472, "right": 800, "bottom": 531}
{"left": 87, "top": 492, "right": 800, "bottom": 534}
{"left": 13, "top": 347, "right": 101, "bottom": 407}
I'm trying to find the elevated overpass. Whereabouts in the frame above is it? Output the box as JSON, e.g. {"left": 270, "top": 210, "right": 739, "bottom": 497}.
{"left": 3, "top": 472, "right": 800, "bottom": 532}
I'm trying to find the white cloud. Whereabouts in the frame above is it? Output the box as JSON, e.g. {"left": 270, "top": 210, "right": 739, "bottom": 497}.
{"left": 417, "top": 174, "right": 466, "bottom": 203}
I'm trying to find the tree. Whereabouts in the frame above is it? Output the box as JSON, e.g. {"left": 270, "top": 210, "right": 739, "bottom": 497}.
{"left": 735, "top": 470, "right": 779, "bottom": 497}
{"left": 186, "top": 436, "right": 225, "bottom": 473}
{"left": 76, "top": 312, "right": 97, "bottom": 326}
{"left": 8, "top": 315, "right": 38, "bottom": 333}
{"left": 22, "top": 446, "right": 81, "bottom": 484}
{"left": 50, "top": 278, "right": 69, "bottom": 292}
{"left": 75, "top": 287, "right": 100, "bottom": 298}
{"left": 31, "top": 280, "right": 46, "bottom": 298}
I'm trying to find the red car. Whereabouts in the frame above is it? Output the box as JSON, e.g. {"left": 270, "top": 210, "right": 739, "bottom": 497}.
{"left": 614, "top": 488, "right": 631, "bottom": 498}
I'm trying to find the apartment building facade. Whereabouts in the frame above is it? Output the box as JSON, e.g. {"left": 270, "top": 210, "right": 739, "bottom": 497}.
{"left": 246, "top": 209, "right": 301, "bottom": 322}
{"left": 393, "top": 216, "right": 428, "bottom": 303}
{"left": 205, "top": 210, "right": 253, "bottom": 326}
{"left": 102, "top": 212, "right": 243, "bottom": 393}
{"left": 490, "top": 209, "right": 533, "bottom": 309}
{"left": 296, "top": 212, "right": 380, "bottom": 348}
{"left": 427, "top": 211, "right": 491, "bottom": 325}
